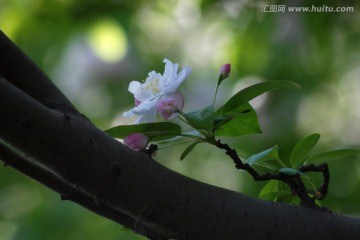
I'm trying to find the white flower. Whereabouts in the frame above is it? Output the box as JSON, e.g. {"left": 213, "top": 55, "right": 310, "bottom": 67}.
{"left": 123, "top": 59, "right": 192, "bottom": 123}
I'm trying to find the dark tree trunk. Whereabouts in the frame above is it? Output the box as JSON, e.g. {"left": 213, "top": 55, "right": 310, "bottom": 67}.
{"left": 0, "top": 30, "right": 359, "bottom": 240}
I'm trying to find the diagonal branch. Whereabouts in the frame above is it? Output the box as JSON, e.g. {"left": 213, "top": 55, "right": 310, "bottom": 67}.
{"left": 2, "top": 66, "right": 360, "bottom": 240}
{"left": 0, "top": 30, "right": 75, "bottom": 112}
{"left": 1, "top": 31, "right": 360, "bottom": 240}
{"left": 0, "top": 142, "right": 161, "bottom": 239}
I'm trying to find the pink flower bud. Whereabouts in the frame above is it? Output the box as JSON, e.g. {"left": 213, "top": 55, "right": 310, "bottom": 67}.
{"left": 157, "top": 99, "right": 179, "bottom": 120}
{"left": 134, "top": 98, "right": 141, "bottom": 106}
{"left": 218, "top": 63, "right": 231, "bottom": 82}
{"left": 157, "top": 91, "right": 184, "bottom": 120}
{"left": 124, "top": 133, "right": 149, "bottom": 151}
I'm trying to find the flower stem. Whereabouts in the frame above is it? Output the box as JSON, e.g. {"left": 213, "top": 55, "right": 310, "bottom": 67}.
{"left": 212, "top": 82, "right": 220, "bottom": 107}
{"left": 276, "top": 158, "right": 287, "bottom": 168}
{"left": 157, "top": 140, "right": 199, "bottom": 149}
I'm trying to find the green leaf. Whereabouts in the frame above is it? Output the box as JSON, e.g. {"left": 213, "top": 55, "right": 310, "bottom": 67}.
{"left": 315, "top": 199, "right": 322, "bottom": 207}
{"left": 253, "top": 162, "right": 278, "bottom": 171}
{"left": 213, "top": 116, "right": 233, "bottom": 129}
{"left": 152, "top": 130, "right": 205, "bottom": 144}
{"left": 278, "top": 168, "right": 303, "bottom": 176}
{"left": 215, "top": 85, "right": 263, "bottom": 137}
{"left": 182, "top": 130, "right": 203, "bottom": 138}
{"left": 260, "top": 191, "right": 292, "bottom": 201}
{"left": 152, "top": 135, "right": 184, "bottom": 144}
{"left": 184, "top": 105, "right": 215, "bottom": 130}
{"left": 259, "top": 180, "right": 279, "bottom": 200}
{"left": 278, "top": 194, "right": 300, "bottom": 205}
{"left": 258, "top": 180, "right": 287, "bottom": 200}
{"left": 180, "top": 142, "right": 201, "bottom": 161}
{"left": 222, "top": 80, "right": 301, "bottom": 114}
{"left": 308, "top": 148, "right": 360, "bottom": 163}
{"left": 105, "top": 122, "right": 181, "bottom": 141}
{"left": 214, "top": 103, "right": 261, "bottom": 137}
{"left": 259, "top": 180, "right": 291, "bottom": 201}
{"left": 246, "top": 145, "right": 279, "bottom": 166}
{"left": 290, "top": 133, "right": 320, "bottom": 168}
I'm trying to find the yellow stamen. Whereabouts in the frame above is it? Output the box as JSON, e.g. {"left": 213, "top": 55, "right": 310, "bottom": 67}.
{"left": 143, "top": 77, "right": 160, "bottom": 93}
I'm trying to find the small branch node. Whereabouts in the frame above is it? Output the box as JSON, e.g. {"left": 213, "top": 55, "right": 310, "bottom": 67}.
{"left": 215, "top": 139, "right": 331, "bottom": 208}
{"left": 144, "top": 144, "right": 158, "bottom": 157}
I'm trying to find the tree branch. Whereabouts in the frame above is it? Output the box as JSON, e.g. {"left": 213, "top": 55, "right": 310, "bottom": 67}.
{"left": 1, "top": 31, "right": 360, "bottom": 240}
{"left": 215, "top": 139, "right": 330, "bottom": 207}
{"left": 0, "top": 30, "right": 75, "bottom": 112}
{"left": 0, "top": 142, "right": 164, "bottom": 239}
{"left": 299, "top": 163, "right": 330, "bottom": 200}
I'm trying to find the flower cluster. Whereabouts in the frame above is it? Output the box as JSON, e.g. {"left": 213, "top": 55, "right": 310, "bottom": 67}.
{"left": 107, "top": 60, "right": 339, "bottom": 207}
{"left": 122, "top": 60, "right": 230, "bottom": 151}
{"left": 123, "top": 59, "right": 191, "bottom": 124}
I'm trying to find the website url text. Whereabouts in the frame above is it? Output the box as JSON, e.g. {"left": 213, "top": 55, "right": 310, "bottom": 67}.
{"left": 261, "top": 5, "right": 354, "bottom": 13}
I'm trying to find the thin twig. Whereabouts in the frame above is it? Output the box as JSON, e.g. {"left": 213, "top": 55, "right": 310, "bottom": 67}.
{"left": 215, "top": 139, "right": 330, "bottom": 208}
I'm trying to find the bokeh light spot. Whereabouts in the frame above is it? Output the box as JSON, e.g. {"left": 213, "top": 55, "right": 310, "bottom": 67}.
{"left": 87, "top": 19, "right": 127, "bottom": 63}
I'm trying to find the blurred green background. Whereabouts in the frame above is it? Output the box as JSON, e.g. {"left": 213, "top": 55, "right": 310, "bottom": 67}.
{"left": 1, "top": 0, "right": 360, "bottom": 239}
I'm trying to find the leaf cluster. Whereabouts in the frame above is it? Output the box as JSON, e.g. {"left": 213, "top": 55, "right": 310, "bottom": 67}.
{"left": 106, "top": 77, "right": 360, "bottom": 206}
{"left": 106, "top": 80, "right": 301, "bottom": 160}
{"left": 251, "top": 134, "right": 360, "bottom": 204}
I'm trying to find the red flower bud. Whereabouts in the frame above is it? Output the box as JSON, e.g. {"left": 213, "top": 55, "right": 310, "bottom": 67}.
{"left": 156, "top": 91, "right": 184, "bottom": 120}
{"left": 124, "top": 133, "right": 149, "bottom": 151}
{"left": 218, "top": 63, "right": 231, "bottom": 82}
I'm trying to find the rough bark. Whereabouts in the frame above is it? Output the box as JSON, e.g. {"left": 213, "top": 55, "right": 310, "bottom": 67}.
{"left": 0, "top": 30, "right": 360, "bottom": 240}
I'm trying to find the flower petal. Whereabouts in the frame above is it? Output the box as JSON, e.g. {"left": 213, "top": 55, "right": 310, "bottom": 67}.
{"left": 135, "top": 106, "right": 158, "bottom": 124}
{"left": 163, "top": 65, "right": 192, "bottom": 93}
{"left": 123, "top": 109, "right": 135, "bottom": 117}
{"left": 128, "top": 81, "right": 155, "bottom": 101}
{"left": 148, "top": 71, "right": 161, "bottom": 79}
{"left": 132, "top": 99, "right": 157, "bottom": 114}
{"left": 162, "top": 59, "right": 179, "bottom": 84}
{"left": 160, "top": 59, "right": 178, "bottom": 92}
{"left": 124, "top": 98, "right": 158, "bottom": 124}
